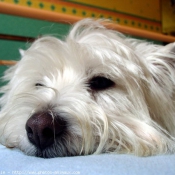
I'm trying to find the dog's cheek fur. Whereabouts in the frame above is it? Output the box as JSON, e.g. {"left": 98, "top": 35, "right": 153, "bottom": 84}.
{"left": 93, "top": 80, "right": 173, "bottom": 156}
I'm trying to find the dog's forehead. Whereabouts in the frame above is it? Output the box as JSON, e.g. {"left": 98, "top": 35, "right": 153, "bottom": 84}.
{"left": 23, "top": 37, "right": 112, "bottom": 72}
{"left": 19, "top": 29, "right": 143, "bottom": 84}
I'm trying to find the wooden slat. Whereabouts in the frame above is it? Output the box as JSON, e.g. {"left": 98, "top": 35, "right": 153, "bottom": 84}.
{"left": 103, "top": 22, "right": 175, "bottom": 43}
{"left": 0, "top": 2, "right": 175, "bottom": 43}
{"left": 0, "top": 34, "right": 35, "bottom": 42}
{"left": 0, "top": 60, "right": 17, "bottom": 65}
{"left": 0, "top": 2, "right": 82, "bottom": 24}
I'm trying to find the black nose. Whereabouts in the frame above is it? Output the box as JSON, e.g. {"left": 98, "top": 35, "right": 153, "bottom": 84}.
{"left": 26, "top": 112, "right": 66, "bottom": 150}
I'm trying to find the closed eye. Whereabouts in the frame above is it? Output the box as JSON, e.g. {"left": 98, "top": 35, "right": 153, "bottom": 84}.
{"left": 35, "top": 83, "right": 44, "bottom": 87}
{"left": 89, "top": 76, "right": 115, "bottom": 91}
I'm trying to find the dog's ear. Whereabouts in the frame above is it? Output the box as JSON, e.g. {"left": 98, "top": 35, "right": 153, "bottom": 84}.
{"left": 161, "top": 42, "right": 175, "bottom": 53}
{"left": 146, "top": 42, "right": 175, "bottom": 94}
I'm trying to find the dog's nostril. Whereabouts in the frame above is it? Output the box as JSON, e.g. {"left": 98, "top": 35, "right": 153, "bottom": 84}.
{"left": 26, "top": 126, "right": 33, "bottom": 139}
{"left": 25, "top": 112, "right": 66, "bottom": 150}
{"left": 26, "top": 126, "right": 33, "bottom": 134}
{"left": 43, "top": 128, "right": 54, "bottom": 138}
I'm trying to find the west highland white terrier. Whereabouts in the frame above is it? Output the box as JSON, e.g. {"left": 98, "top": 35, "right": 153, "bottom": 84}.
{"left": 0, "top": 19, "right": 175, "bottom": 158}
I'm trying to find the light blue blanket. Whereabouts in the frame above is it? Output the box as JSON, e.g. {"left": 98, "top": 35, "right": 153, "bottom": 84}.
{"left": 0, "top": 144, "right": 175, "bottom": 175}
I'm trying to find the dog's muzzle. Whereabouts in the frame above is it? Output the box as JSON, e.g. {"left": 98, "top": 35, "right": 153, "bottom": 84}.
{"left": 25, "top": 112, "right": 66, "bottom": 150}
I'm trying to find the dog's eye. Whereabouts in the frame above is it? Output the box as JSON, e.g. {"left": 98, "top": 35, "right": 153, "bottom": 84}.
{"left": 35, "top": 83, "right": 44, "bottom": 87}
{"left": 89, "top": 76, "right": 115, "bottom": 91}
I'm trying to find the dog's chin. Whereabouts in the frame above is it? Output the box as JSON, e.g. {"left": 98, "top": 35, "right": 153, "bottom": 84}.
{"left": 23, "top": 135, "right": 85, "bottom": 158}
{"left": 34, "top": 145, "right": 77, "bottom": 158}
{"left": 35, "top": 147, "right": 71, "bottom": 158}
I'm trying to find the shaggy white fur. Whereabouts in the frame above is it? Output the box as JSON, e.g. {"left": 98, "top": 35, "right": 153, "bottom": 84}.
{"left": 0, "top": 19, "right": 175, "bottom": 158}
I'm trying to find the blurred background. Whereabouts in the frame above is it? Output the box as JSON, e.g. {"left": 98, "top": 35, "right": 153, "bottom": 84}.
{"left": 0, "top": 0, "right": 175, "bottom": 86}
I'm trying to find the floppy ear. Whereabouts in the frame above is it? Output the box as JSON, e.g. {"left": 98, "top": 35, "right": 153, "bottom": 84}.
{"left": 161, "top": 42, "right": 175, "bottom": 53}
{"left": 144, "top": 42, "right": 175, "bottom": 94}
{"left": 141, "top": 42, "right": 175, "bottom": 136}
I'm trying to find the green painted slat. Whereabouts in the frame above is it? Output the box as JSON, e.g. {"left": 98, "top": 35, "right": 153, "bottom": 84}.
{"left": 0, "top": 39, "right": 27, "bottom": 61}
{"left": 0, "top": 14, "right": 71, "bottom": 38}
{"left": 0, "top": 14, "right": 71, "bottom": 86}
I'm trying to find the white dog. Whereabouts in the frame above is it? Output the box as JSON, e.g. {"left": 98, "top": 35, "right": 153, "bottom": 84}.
{"left": 0, "top": 19, "right": 175, "bottom": 158}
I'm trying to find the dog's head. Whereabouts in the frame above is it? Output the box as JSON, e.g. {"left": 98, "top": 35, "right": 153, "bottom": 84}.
{"left": 0, "top": 19, "right": 175, "bottom": 158}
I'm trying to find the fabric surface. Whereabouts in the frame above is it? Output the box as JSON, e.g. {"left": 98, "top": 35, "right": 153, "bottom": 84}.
{"left": 0, "top": 145, "right": 175, "bottom": 175}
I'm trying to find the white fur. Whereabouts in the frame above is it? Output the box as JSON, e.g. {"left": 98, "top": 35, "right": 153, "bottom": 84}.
{"left": 0, "top": 19, "right": 175, "bottom": 157}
